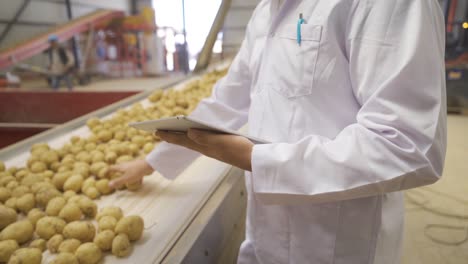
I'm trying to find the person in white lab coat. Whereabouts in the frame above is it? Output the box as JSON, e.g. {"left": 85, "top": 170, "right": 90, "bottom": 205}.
{"left": 109, "top": 0, "right": 447, "bottom": 263}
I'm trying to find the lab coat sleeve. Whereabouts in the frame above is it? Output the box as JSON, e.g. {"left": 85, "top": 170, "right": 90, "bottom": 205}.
{"left": 251, "top": 0, "right": 447, "bottom": 204}
{"left": 145, "top": 30, "right": 253, "bottom": 180}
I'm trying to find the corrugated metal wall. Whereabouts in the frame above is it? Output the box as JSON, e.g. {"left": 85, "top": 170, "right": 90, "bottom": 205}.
{"left": 222, "top": 0, "right": 259, "bottom": 55}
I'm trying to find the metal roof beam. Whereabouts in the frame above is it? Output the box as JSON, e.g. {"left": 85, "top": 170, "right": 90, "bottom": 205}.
{"left": 0, "top": 0, "right": 32, "bottom": 44}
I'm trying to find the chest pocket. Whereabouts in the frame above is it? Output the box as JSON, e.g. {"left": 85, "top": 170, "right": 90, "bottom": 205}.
{"left": 267, "top": 24, "right": 322, "bottom": 98}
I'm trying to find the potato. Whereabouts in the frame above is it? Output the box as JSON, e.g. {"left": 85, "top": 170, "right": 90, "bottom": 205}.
{"left": 0, "top": 205, "right": 16, "bottom": 230}
{"left": 63, "top": 175, "right": 84, "bottom": 193}
{"left": 0, "top": 187, "right": 11, "bottom": 203}
{"left": 75, "top": 242, "right": 102, "bottom": 264}
{"left": 131, "top": 135, "right": 145, "bottom": 147}
{"left": 96, "top": 206, "right": 123, "bottom": 221}
{"left": 104, "top": 152, "right": 117, "bottom": 163}
{"left": 143, "top": 142, "right": 155, "bottom": 154}
{"left": 98, "top": 216, "right": 117, "bottom": 232}
{"left": 50, "top": 252, "right": 79, "bottom": 264}
{"left": 11, "top": 186, "right": 29, "bottom": 198}
{"left": 93, "top": 230, "right": 114, "bottom": 251}
{"left": 40, "top": 150, "right": 59, "bottom": 165}
{"left": 0, "top": 176, "right": 15, "bottom": 187}
{"left": 116, "top": 155, "right": 132, "bottom": 164}
{"left": 58, "top": 238, "right": 81, "bottom": 253}
{"left": 81, "top": 178, "right": 96, "bottom": 191}
{"left": 95, "top": 179, "right": 112, "bottom": 195}
{"left": 86, "top": 118, "right": 101, "bottom": 128}
{"left": 6, "top": 167, "right": 17, "bottom": 176}
{"left": 7, "top": 247, "right": 42, "bottom": 264}
{"left": 59, "top": 203, "right": 83, "bottom": 222}
{"left": 0, "top": 220, "right": 33, "bottom": 244}
{"left": 29, "top": 238, "right": 46, "bottom": 252}
{"left": 35, "top": 216, "right": 66, "bottom": 239}
{"left": 35, "top": 186, "right": 61, "bottom": 207}
{"left": 73, "top": 166, "right": 90, "bottom": 178}
{"left": 84, "top": 143, "right": 96, "bottom": 152}
{"left": 115, "top": 215, "right": 144, "bottom": 241}
{"left": 0, "top": 240, "right": 18, "bottom": 262}
{"left": 27, "top": 208, "right": 45, "bottom": 227}
{"left": 97, "top": 167, "right": 109, "bottom": 179}
{"left": 30, "top": 161, "right": 47, "bottom": 173}
{"left": 4, "top": 180, "right": 17, "bottom": 191}
{"left": 97, "top": 131, "right": 113, "bottom": 142}
{"left": 20, "top": 174, "right": 44, "bottom": 187}
{"left": 30, "top": 181, "right": 54, "bottom": 194}
{"left": 76, "top": 152, "right": 92, "bottom": 164}
{"left": 67, "top": 195, "right": 82, "bottom": 204}
{"left": 90, "top": 151, "right": 104, "bottom": 163}
{"left": 63, "top": 221, "right": 95, "bottom": 242}
{"left": 63, "top": 190, "right": 77, "bottom": 201}
{"left": 4, "top": 197, "right": 16, "bottom": 211}
{"left": 47, "top": 234, "right": 64, "bottom": 253}
{"left": 16, "top": 193, "right": 35, "bottom": 213}
{"left": 83, "top": 187, "right": 100, "bottom": 199}
{"left": 52, "top": 172, "right": 71, "bottom": 190}
{"left": 0, "top": 161, "right": 5, "bottom": 172}
{"left": 78, "top": 197, "right": 97, "bottom": 218}
{"left": 46, "top": 196, "right": 67, "bottom": 216}
{"left": 112, "top": 233, "right": 132, "bottom": 257}
{"left": 90, "top": 162, "right": 106, "bottom": 175}
{"left": 14, "top": 170, "right": 29, "bottom": 181}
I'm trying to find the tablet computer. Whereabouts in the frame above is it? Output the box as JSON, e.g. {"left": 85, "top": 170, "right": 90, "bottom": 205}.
{"left": 129, "top": 116, "right": 269, "bottom": 144}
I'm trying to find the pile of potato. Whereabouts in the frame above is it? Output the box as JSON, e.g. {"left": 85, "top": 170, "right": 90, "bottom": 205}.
{"left": 0, "top": 69, "right": 227, "bottom": 263}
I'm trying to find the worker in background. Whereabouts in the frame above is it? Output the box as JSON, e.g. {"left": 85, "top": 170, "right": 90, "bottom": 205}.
{"left": 47, "top": 35, "right": 74, "bottom": 90}
{"left": 109, "top": 0, "right": 447, "bottom": 263}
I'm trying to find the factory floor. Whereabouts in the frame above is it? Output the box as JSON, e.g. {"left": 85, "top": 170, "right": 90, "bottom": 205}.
{"left": 402, "top": 115, "right": 468, "bottom": 264}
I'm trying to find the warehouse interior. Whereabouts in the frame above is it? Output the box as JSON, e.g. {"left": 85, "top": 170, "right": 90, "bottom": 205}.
{"left": 0, "top": 0, "right": 467, "bottom": 263}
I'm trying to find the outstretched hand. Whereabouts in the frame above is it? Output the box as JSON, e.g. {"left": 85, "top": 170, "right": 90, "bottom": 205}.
{"left": 156, "top": 129, "right": 254, "bottom": 171}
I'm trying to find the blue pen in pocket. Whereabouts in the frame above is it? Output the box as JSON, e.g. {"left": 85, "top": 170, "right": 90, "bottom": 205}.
{"left": 297, "top": 13, "right": 305, "bottom": 46}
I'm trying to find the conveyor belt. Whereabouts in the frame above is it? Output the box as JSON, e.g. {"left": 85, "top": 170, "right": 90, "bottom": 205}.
{"left": 0, "top": 64, "right": 240, "bottom": 263}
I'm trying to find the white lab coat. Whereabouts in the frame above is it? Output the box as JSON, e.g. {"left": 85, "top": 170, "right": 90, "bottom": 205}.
{"left": 147, "top": 0, "right": 447, "bottom": 263}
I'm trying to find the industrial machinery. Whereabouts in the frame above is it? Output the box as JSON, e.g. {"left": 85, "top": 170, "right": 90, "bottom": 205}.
{"left": 442, "top": 0, "right": 468, "bottom": 112}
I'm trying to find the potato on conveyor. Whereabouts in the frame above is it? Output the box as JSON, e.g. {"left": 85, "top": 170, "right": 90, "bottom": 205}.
{"left": 63, "top": 174, "right": 84, "bottom": 193}
{"left": 0, "top": 240, "right": 18, "bottom": 262}
{"left": 16, "top": 193, "right": 35, "bottom": 213}
{"left": 7, "top": 247, "right": 42, "bottom": 264}
{"left": 58, "top": 238, "right": 81, "bottom": 253}
{"left": 47, "top": 234, "right": 64, "bottom": 253}
{"left": 46, "top": 196, "right": 67, "bottom": 216}
{"left": 115, "top": 215, "right": 144, "bottom": 241}
{"left": 35, "top": 185, "right": 61, "bottom": 207}
{"left": 96, "top": 206, "right": 123, "bottom": 221}
{"left": 59, "top": 203, "right": 83, "bottom": 222}
{"left": 29, "top": 238, "right": 46, "bottom": 252}
{"left": 0, "top": 187, "right": 11, "bottom": 203}
{"left": 36, "top": 216, "right": 66, "bottom": 240}
{"left": 27, "top": 208, "right": 45, "bottom": 227}
{"left": 0, "top": 205, "right": 16, "bottom": 230}
{"left": 63, "top": 221, "right": 96, "bottom": 243}
{"left": 78, "top": 197, "right": 97, "bottom": 218}
{"left": 75, "top": 242, "right": 102, "bottom": 264}
{"left": 98, "top": 216, "right": 117, "bottom": 231}
{"left": 0, "top": 161, "right": 5, "bottom": 172}
{"left": 93, "top": 230, "right": 114, "bottom": 251}
{"left": 0, "top": 220, "right": 33, "bottom": 244}
{"left": 95, "top": 179, "right": 112, "bottom": 195}
{"left": 111, "top": 233, "right": 132, "bottom": 257}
